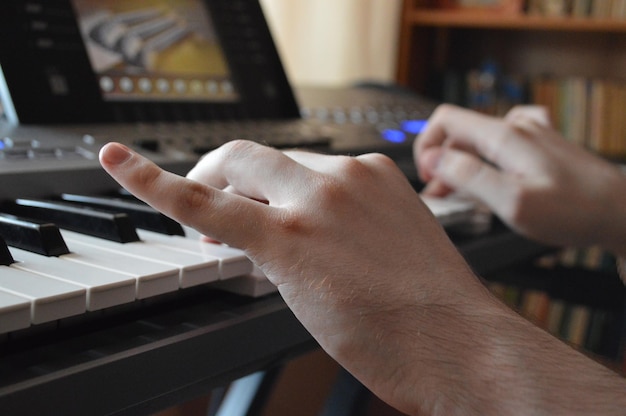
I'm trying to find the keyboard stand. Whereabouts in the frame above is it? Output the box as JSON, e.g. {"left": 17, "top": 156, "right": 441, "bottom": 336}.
{"left": 0, "top": 288, "right": 315, "bottom": 416}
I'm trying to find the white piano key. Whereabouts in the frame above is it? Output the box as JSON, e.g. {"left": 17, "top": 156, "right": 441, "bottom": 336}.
{"left": 61, "top": 230, "right": 220, "bottom": 289}
{"left": 58, "top": 242, "right": 180, "bottom": 299}
{"left": 210, "top": 265, "right": 277, "bottom": 298}
{"left": 9, "top": 248, "right": 136, "bottom": 311}
{"left": 137, "top": 230, "right": 253, "bottom": 280}
{"left": 420, "top": 195, "right": 476, "bottom": 227}
{"left": 0, "top": 289, "right": 31, "bottom": 333}
{"left": 0, "top": 266, "right": 86, "bottom": 324}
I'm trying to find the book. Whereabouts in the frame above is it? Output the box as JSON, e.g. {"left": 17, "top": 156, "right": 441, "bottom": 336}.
{"left": 546, "top": 299, "right": 567, "bottom": 335}
{"left": 527, "top": 0, "right": 569, "bottom": 16}
{"left": 436, "top": 0, "right": 524, "bottom": 13}
{"left": 566, "top": 304, "right": 592, "bottom": 347}
{"left": 585, "top": 309, "right": 609, "bottom": 354}
{"left": 572, "top": 0, "right": 592, "bottom": 17}
{"left": 503, "top": 285, "right": 523, "bottom": 309}
{"left": 591, "top": 0, "right": 613, "bottom": 18}
{"left": 588, "top": 78, "right": 607, "bottom": 153}
{"left": 520, "top": 289, "right": 551, "bottom": 328}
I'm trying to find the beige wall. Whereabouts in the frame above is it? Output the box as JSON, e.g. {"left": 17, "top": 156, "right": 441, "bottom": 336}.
{"left": 259, "top": 0, "right": 402, "bottom": 87}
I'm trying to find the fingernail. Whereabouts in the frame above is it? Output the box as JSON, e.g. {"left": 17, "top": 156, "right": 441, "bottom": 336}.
{"left": 101, "top": 143, "right": 132, "bottom": 165}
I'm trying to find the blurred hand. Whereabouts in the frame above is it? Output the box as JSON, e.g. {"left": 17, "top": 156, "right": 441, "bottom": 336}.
{"left": 415, "top": 104, "right": 626, "bottom": 255}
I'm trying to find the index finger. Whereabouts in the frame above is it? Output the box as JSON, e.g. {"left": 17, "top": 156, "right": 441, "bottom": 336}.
{"left": 416, "top": 105, "right": 501, "bottom": 158}
{"left": 187, "top": 141, "right": 316, "bottom": 206}
{"left": 99, "top": 142, "right": 274, "bottom": 251}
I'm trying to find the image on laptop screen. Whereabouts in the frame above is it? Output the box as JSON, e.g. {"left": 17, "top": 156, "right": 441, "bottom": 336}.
{"left": 70, "top": 0, "right": 238, "bottom": 103}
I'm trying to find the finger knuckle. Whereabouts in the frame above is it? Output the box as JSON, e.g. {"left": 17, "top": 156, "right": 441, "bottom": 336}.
{"left": 276, "top": 209, "right": 310, "bottom": 236}
{"left": 312, "top": 166, "right": 362, "bottom": 211}
{"left": 219, "top": 139, "right": 260, "bottom": 160}
{"left": 432, "top": 103, "right": 459, "bottom": 120}
{"left": 358, "top": 152, "right": 395, "bottom": 168}
{"left": 170, "top": 181, "right": 214, "bottom": 221}
{"left": 135, "top": 162, "right": 165, "bottom": 193}
{"left": 335, "top": 155, "right": 377, "bottom": 180}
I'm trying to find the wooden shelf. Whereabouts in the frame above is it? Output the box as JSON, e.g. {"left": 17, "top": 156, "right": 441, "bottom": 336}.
{"left": 405, "top": 10, "right": 626, "bottom": 32}
{"left": 396, "top": 4, "right": 626, "bottom": 90}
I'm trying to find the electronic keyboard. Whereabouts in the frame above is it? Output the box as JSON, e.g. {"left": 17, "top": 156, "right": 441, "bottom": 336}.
{"left": 0, "top": 153, "right": 475, "bottom": 335}
{"left": 0, "top": 2, "right": 532, "bottom": 414}
{"left": 0, "top": 83, "right": 479, "bottom": 337}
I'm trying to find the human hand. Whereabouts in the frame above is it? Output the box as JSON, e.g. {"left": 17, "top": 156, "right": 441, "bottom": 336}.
{"left": 99, "top": 140, "right": 626, "bottom": 415}
{"left": 99, "top": 140, "right": 491, "bottom": 415}
{"left": 415, "top": 104, "right": 626, "bottom": 255}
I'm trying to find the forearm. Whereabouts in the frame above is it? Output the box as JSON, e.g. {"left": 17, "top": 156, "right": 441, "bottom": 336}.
{"left": 461, "top": 299, "right": 626, "bottom": 416}
{"left": 381, "top": 287, "right": 626, "bottom": 416}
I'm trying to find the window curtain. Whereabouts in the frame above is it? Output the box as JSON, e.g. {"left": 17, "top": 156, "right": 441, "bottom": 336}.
{"left": 259, "top": 0, "right": 403, "bottom": 86}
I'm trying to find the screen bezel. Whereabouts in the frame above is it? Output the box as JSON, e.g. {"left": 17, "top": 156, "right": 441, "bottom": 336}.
{"left": 0, "top": 0, "right": 300, "bottom": 124}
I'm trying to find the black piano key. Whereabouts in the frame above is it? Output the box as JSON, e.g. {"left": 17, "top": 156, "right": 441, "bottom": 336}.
{"left": 0, "top": 235, "right": 15, "bottom": 265}
{"left": 60, "top": 193, "right": 185, "bottom": 236}
{"left": 0, "top": 215, "right": 70, "bottom": 256}
{"left": 109, "top": 188, "right": 139, "bottom": 201}
{"left": 3, "top": 199, "right": 140, "bottom": 243}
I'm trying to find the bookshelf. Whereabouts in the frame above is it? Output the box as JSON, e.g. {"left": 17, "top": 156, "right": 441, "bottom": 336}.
{"left": 396, "top": 0, "right": 626, "bottom": 158}
{"left": 400, "top": 10, "right": 626, "bottom": 31}
{"left": 396, "top": 0, "right": 626, "bottom": 368}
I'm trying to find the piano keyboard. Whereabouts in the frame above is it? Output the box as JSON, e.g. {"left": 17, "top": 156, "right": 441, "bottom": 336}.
{"left": 0, "top": 188, "right": 475, "bottom": 336}
{"left": 0, "top": 192, "right": 263, "bottom": 334}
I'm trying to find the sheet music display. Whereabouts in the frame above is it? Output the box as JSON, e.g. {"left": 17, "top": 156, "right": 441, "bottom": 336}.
{"left": 71, "top": 0, "right": 238, "bottom": 103}
{"left": 0, "top": 0, "right": 299, "bottom": 123}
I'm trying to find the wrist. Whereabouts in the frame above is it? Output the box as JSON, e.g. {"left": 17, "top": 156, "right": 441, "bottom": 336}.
{"left": 325, "top": 268, "right": 495, "bottom": 416}
{"left": 372, "top": 280, "right": 513, "bottom": 415}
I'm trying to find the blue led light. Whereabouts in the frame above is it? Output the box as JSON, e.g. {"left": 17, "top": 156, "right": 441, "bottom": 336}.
{"left": 381, "top": 129, "right": 406, "bottom": 143}
{"left": 401, "top": 119, "right": 428, "bottom": 135}
{"left": 0, "top": 140, "right": 4, "bottom": 150}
